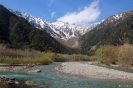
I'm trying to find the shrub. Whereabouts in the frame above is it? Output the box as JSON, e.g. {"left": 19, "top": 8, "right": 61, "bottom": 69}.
{"left": 95, "top": 45, "right": 118, "bottom": 65}
{"left": 94, "top": 43, "right": 133, "bottom": 68}
{"left": 118, "top": 43, "right": 133, "bottom": 67}
{"left": 51, "top": 53, "right": 66, "bottom": 62}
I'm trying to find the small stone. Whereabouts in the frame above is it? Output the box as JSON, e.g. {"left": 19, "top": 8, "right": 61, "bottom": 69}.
{"left": 15, "top": 81, "right": 19, "bottom": 85}
{"left": 25, "top": 81, "right": 35, "bottom": 85}
{"left": 7, "top": 80, "right": 15, "bottom": 85}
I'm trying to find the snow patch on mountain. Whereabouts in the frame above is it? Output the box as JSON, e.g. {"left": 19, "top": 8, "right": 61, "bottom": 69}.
{"left": 113, "top": 13, "right": 123, "bottom": 20}
{"left": 10, "top": 9, "right": 99, "bottom": 40}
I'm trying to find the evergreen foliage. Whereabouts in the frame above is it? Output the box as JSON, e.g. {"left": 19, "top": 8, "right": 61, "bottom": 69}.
{"left": 0, "top": 5, "right": 77, "bottom": 54}
{"left": 81, "top": 13, "right": 133, "bottom": 51}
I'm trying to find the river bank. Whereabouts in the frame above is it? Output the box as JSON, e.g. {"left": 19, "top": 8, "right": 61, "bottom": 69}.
{"left": 0, "top": 62, "right": 133, "bottom": 88}
{"left": 0, "top": 64, "right": 41, "bottom": 88}
{"left": 55, "top": 62, "right": 133, "bottom": 80}
{"left": 0, "top": 63, "right": 35, "bottom": 72}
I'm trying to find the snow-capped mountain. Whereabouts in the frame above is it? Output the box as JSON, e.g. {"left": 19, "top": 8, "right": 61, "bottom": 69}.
{"left": 51, "top": 20, "right": 99, "bottom": 40}
{"left": 97, "top": 10, "right": 133, "bottom": 28}
{"left": 9, "top": 9, "right": 100, "bottom": 47}
{"left": 9, "top": 9, "right": 98, "bottom": 40}
{"left": 9, "top": 10, "right": 52, "bottom": 30}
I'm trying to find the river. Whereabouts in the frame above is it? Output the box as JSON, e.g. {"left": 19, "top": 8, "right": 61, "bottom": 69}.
{"left": 0, "top": 62, "right": 133, "bottom": 88}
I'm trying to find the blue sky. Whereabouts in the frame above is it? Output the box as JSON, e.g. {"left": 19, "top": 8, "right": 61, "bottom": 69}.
{"left": 0, "top": 0, "right": 133, "bottom": 24}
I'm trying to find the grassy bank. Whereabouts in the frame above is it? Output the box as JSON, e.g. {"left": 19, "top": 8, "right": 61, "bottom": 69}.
{"left": 93, "top": 43, "right": 133, "bottom": 68}
{"left": 0, "top": 45, "right": 53, "bottom": 65}
{"left": 0, "top": 45, "right": 91, "bottom": 65}
{"left": 0, "top": 56, "right": 53, "bottom": 65}
{"left": 1, "top": 43, "right": 133, "bottom": 68}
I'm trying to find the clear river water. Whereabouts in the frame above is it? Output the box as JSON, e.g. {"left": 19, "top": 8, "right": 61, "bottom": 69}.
{"left": 0, "top": 62, "right": 133, "bottom": 88}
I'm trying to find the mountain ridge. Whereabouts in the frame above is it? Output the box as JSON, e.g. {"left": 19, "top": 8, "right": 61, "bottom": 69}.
{"left": 3, "top": 4, "right": 133, "bottom": 53}
{"left": 0, "top": 4, "right": 76, "bottom": 53}
{"left": 9, "top": 9, "right": 99, "bottom": 48}
{"left": 81, "top": 10, "right": 133, "bottom": 51}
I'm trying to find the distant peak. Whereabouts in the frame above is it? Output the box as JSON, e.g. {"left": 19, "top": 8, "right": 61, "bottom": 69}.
{"left": 10, "top": 9, "right": 99, "bottom": 41}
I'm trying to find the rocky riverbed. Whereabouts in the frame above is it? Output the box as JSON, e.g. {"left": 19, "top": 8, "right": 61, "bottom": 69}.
{"left": 0, "top": 64, "right": 33, "bottom": 72}
{"left": 0, "top": 62, "right": 133, "bottom": 88}
{"left": 0, "top": 76, "right": 37, "bottom": 88}
{"left": 0, "top": 64, "right": 42, "bottom": 74}
{"left": 0, "top": 64, "right": 42, "bottom": 88}
{"left": 55, "top": 62, "right": 133, "bottom": 80}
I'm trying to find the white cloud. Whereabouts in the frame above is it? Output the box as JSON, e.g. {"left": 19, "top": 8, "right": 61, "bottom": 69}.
{"left": 51, "top": 12, "right": 56, "bottom": 17}
{"left": 48, "top": 0, "right": 54, "bottom": 7}
{"left": 58, "top": 0, "right": 100, "bottom": 24}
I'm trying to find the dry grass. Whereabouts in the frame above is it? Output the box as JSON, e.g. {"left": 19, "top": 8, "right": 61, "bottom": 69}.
{"left": 0, "top": 45, "right": 41, "bottom": 58}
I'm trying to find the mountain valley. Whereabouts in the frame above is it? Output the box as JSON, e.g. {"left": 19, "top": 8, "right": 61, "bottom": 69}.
{"left": 0, "top": 4, "right": 133, "bottom": 53}
{"left": 0, "top": 1, "right": 133, "bottom": 88}
{"left": 10, "top": 9, "right": 99, "bottom": 48}
{"left": 9, "top": 8, "right": 133, "bottom": 51}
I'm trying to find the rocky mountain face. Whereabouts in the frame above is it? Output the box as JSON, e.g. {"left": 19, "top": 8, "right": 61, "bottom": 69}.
{"left": 9, "top": 9, "right": 99, "bottom": 48}
{"left": 0, "top": 5, "right": 74, "bottom": 53}
{"left": 81, "top": 10, "right": 133, "bottom": 51}
{"left": 9, "top": 7, "right": 133, "bottom": 50}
